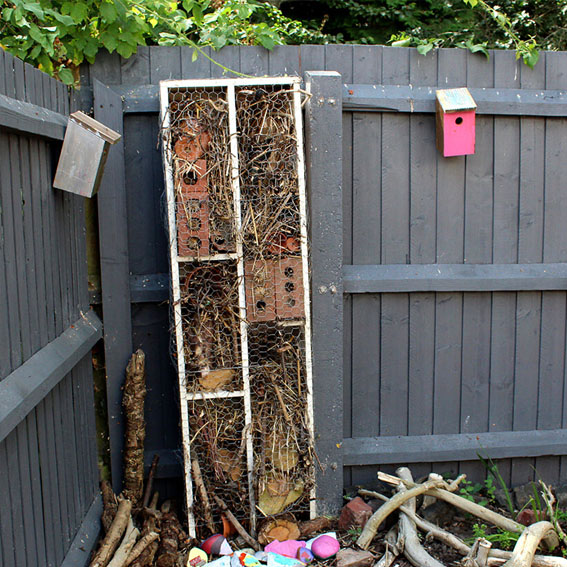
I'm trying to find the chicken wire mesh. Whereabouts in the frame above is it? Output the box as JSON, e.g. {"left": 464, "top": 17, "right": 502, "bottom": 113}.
{"left": 161, "top": 79, "right": 314, "bottom": 537}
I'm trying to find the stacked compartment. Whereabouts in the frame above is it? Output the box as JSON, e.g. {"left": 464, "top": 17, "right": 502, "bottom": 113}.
{"left": 160, "top": 78, "right": 313, "bottom": 538}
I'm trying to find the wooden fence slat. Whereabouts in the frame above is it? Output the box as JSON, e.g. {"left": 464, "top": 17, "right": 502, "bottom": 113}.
{"left": 350, "top": 47, "right": 382, "bottom": 479}
{"left": 268, "top": 45, "right": 300, "bottom": 76}
{"left": 407, "top": 48, "right": 437, "bottom": 480}
{"left": 239, "top": 46, "right": 268, "bottom": 76}
{"left": 150, "top": 46, "right": 181, "bottom": 83}
{"left": 379, "top": 46, "right": 410, "bottom": 439}
{"left": 488, "top": 50, "right": 521, "bottom": 485}
{"left": 94, "top": 79, "right": 133, "bottom": 492}
{"left": 6, "top": 432, "right": 26, "bottom": 567}
{"left": 210, "top": 45, "right": 241, "bottom": 78}
{"left": 0, "top": 443, "right": 17, "bottom": 566}
{"left": 181, "top": 45, "right": 212, "bottom": 78}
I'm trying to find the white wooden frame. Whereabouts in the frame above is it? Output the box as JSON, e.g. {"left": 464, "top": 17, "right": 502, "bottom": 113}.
{"left": 160, "top": 77, "right": 314, "bottom": 535}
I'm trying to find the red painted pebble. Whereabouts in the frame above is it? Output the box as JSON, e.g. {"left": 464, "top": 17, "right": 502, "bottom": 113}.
{"left": 202, "top": 534, "right": 233, "bottom": 556}
{"left": 310, "top": 535, "right": 340, "bottom": 560}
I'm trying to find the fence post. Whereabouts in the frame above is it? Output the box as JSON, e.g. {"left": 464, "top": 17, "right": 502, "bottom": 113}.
{"left": 304, "top": 71, "right": 344, "bottom": 515}
{"left": 93, "top": 80, "right": 133, "bottom": 493}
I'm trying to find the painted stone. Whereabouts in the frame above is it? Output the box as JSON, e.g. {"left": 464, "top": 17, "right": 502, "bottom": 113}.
{"left": 297, "top": 548, "right": 314, "bottom": 564}
{"left": 202, "top": 534, "right": 233, "bottom": 556}
{"left": 264, "top": 540, "right": 305, "bottom": 559}
{"left": 188, "top": 548, "right": 208, "bottom": 567}
{"left": 310, "top": 535, "right": 340, "bottom": 560}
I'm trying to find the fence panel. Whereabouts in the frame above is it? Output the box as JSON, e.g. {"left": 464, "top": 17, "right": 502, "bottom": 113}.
{"left": 84, "top": 45, "right": 567, "bottom": 516}
{"left": 0, "top": 49, "right": 101, "bottom": 566}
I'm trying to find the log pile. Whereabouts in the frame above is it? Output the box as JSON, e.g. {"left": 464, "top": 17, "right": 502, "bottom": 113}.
{"left": 90, "top": 351, "right": 189, "bottom": 567}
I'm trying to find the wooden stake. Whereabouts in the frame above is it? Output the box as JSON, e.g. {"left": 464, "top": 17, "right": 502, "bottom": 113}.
{"left": 107, "top": 517, "right": 140, "bottom": 567}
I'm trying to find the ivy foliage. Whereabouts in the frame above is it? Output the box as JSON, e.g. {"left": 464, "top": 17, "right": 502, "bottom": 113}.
{"left": 0, "top": 0, "right": 328, "bottom": 84}
{"left": 286, "top": 0, "right": 566, "bottom": 68}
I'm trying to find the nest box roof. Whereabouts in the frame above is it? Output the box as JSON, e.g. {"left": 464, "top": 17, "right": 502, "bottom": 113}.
{"left": 436, "top": 87, "right": 477, "bottom": 113}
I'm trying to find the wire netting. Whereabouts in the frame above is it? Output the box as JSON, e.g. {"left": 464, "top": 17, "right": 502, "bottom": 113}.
{"left": 163, "top": 81, "right": 314, "bottom": 537}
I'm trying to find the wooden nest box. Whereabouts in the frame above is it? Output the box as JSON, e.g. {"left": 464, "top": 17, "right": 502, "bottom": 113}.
{"left": 436, "top": 87, "right": 476, "bottom": 157}
{"left": 53, "top": 111, "right": 121, "bottom": 197}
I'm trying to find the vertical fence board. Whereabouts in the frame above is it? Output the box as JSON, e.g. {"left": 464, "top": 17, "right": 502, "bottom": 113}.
{"left": 407, "top": 49, "right": 438, "bottom": 478}
{"left": 150, "top": 46, "right": 181, "bottom": 83}
{"left": 181, "top": 46, "right": 212, "bottom": 78}
{"left": 379, "top": 49, "right": 410, "bottom": 438}
{"left": 94, "top": 79, "right": 133, "bottom": 493}
{"left": 269, "top": 45, "right": 300, "bottom": 76}
{"left": 490, "top": 50, "right": 521, "bottom": 485}
{"left": 299, "top": 45, "right": 325, "bottom": 76}
{"left": 536, "top": 51, "right": 567, "bottom": 484}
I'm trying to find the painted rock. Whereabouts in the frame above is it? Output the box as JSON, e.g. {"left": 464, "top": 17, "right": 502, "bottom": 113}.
{"left": 297, "top": 548, "right": 314, "bottom": 564}
{"left": 266, "top": 553, "right": 304, "bottom": 567}
{"left": 202, "top": 534, "right": 233, "bottom": 556}
{"left": 231, "top": 553, "right": 262, "bottom": 567}
{"left": 188, "top": 548, "right": 208, "bottom": 567}
{"left": 306, "top": 532, "right": 337, "bottom": 550}
{"left": 205, "top": 557, "right": 231, "bottom": 567}
{"left": 310, "top": 535, "right": 340, "bottom": 560}
{"left": 265, "top": 540, "right": 305, "bottom": 559}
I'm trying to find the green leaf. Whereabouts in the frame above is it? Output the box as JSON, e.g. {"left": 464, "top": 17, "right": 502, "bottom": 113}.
{"left": 100, "top": 2, "right": 118, "bottom": 24}
{"left": 57, "top": 67, "right": 74, "bottom": 85}
{"left": 21, "top": 2, "right": 44, "bottom": 19}
{"left": 192, "top": 5, "right": 204, "bottom": 26}
{"left": 116, "top": 41, "right": 134, "bottom": 58}
{"left": 183, "top": 0, "right": 194, "bottom": 11}
{"left": 523, "top": 48, "right": 539, "bottom": 69}
{"left": 417, "top": 43, "right": 433, "bottom": 55}
{"left": 100, "top": 32, "right": 118, "bottom": 52}
{"left": 70, "top": 3, "right": 88, "bottom": 23}
{"left": 192, "top": 48, "right": 199, "bottom": 62}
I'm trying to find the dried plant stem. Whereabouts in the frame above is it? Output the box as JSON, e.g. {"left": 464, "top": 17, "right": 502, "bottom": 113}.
{"left": 213, "top": 495, "right": 260, "bottom": 551}
{"left": 191, "top": 457, "right": 216, "bottom": 534}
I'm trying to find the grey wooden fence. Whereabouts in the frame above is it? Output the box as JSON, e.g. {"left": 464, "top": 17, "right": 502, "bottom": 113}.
{"left": 0, "top": 49, "right": 102, "bottom": 566}
{"left": 83, "top": 45, "right": 567, "bottom": 518}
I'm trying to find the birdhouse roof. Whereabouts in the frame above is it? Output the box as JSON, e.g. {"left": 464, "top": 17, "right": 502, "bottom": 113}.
{"left": 435, "top": 87, "right": 477, "bottom": 112}
{"left": 69, "top": 111, "right": 121, "bottom": 144}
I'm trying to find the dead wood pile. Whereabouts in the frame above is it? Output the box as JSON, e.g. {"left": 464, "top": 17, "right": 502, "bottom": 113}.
{"left": 358, "top": 467, "right": 567, "bottom": 567}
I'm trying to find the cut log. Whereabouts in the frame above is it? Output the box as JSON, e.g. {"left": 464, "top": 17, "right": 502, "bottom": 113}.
{"left": 156, "top": 502, "right": 184, "bottom": 567}
{"left": 396, "top": 468, "right": 446, "bottom": 567}
{"left": 107, "top": 517, "right": 140, "bottom": 567}
{"left": 258, "top": 518, "right": 300, "bottom": 545}
{"left": 299, "top": 517, "right": 332, "bottom": 538}
{"left": 122, "top": 350, "right": 147, "bottom": 507}
{"left": 500, "top": 521, "right": 557, "bottom": 567}
{"left": 90, "top": 499, "right": 133, "bottom": 567}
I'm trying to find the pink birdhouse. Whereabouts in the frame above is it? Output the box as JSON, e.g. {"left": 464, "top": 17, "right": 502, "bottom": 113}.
{"left": 435, "top": 88, "right": 477, "bottom": 157}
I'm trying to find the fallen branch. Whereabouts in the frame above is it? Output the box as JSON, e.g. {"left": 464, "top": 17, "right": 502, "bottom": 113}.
{"left": 359, "top": 489, "right": 566, "bottom": 567}
{"left": 125, "top": 532, "right": 159, "bottom": 566}
{"left": 91, "top": 499, "right": 133, "bottom": 567}
{"left": 501, "top": 522, "right": 556, "bottom": 567}
{"left": 375, "top": 527, "right": 403, "bottom": 567}
{"left": 396, "top": 468, "right": 446, "bottom": 567}
{"left": 463, "top": 538, "right": 492, "bottom": 567}
{"left": 378, "top": 472, "right": 528, "bottom": 536}
{"left": 192, "top": 457, "right": 216, "bottom": 534}
{"left": 214, "top": 495, "right": 260, "bottom": 551}
{"left": 357, "top": 476, "right": 447, "bottom": 549}
{"left": 108, "top": 517, "right": 140, "bottom": 567}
